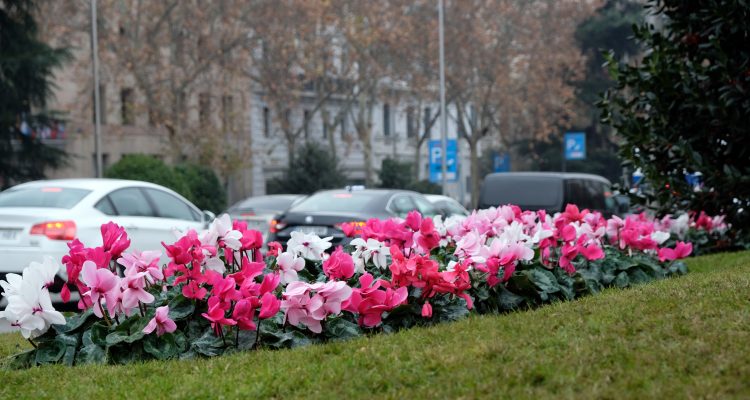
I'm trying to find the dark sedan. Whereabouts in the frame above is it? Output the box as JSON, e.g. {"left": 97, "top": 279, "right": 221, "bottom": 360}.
{"left": 267, "top": 189, "right": 439, "bottom": 247}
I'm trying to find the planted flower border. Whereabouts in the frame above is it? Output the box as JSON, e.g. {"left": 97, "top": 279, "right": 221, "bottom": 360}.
{"left": 0, "top": 205, "right": 728, "bottom": 368}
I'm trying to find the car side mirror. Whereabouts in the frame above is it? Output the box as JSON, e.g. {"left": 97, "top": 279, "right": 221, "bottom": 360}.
{"left": 202, "top": 210, "right": 216, "bottom": 228}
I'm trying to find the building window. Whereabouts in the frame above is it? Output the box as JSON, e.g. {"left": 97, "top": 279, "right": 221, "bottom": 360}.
{"left": 199, "top": 93, "right": 210, "bottom": 127}
{"left": 383, "top": 103, "right": 390, "bottom": 137}
{"left": 120, "top": 88, "right": 133, "bottom": 125}
{"left": 263, "top": 107, "right": 271, "bottom": 137}
{"left": 406, "top": 106, "right": 415, "bottom": 138}
{"left": 222, "top": 95, "right": 234, "bottom": 132}
{"left": 92, "top": 84, "right": 106, "bottom": 125}
{"left": 303, "top": 109, "right": 311, "bottom": 139}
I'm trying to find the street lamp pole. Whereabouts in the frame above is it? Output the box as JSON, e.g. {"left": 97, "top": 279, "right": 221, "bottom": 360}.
{"left": 438, "top": 0, "right": 448, "bottom": 195}
{"left": 90, "top": 0, "right": 103, "bottom": 178}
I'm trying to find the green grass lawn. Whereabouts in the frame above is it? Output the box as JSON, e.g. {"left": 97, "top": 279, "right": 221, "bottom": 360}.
{"left": 2, "top": 251, "right": 749, "bottom": 399}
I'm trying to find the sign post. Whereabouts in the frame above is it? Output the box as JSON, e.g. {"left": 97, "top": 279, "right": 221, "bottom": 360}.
{"left": 563, "top": 132, "right": 586, "bottom": 171}
{"left": 429, "top": 139, "right": 457, "bottom": 183}
{"left": 492, "top": 153, "right": 510, "bottom": 173}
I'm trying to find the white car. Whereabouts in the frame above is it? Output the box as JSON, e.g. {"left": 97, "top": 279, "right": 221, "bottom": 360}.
{"left": 0, "top": 179, "right": 211, "bottom": 306}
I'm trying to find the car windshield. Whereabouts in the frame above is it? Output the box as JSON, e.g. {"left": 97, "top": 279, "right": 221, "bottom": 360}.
{"left": 480, "top": 177, "right": 562, "bottom": 209}
{"left": 232, "top": 196, "right": 299, "bottom": 212}
{"left": 291, "top": 192, "right": 381, "bottom": 213}
{"left": 0, "top": 187, "right": 91, "bottom": 209}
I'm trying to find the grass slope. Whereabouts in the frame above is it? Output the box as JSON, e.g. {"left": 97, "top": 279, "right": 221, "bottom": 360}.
{"left": 1, "top": 251, "right": 749, "bottom": 399}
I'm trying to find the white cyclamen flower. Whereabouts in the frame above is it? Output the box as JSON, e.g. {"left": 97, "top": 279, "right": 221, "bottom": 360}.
{"left": 205, "top": 213, "right": 243, "bottom": 250}
{"left": 651, "top": 231, "right": 671, "bottom": 245}
{"left": 287, "top": 231, "right": 333, "bottom": 261}
{"left": 277, "top": 251, "right": 305, "bottom": 284}
{"left": 350, "top": 238, "right": 390, "bottom": 271}
{"left": 0, "top": 274, "right": 66, "bottom": 339}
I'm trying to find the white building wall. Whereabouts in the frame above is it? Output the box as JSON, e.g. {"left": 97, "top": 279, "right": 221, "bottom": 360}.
{"left": 246, "top": 88, "right": 473, "bottom": 203}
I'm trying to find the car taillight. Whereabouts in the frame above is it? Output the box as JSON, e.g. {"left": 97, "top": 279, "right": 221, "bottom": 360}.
{"left": 30, "top": 220, "right": 77, "bottom": 241}
{"left": 335, "top": 221, "right": 366, "bottom": 237}
{"left": 269, "top": 219, "right": 287, "bottom": 234}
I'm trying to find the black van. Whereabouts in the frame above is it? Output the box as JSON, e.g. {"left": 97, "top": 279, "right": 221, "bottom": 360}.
{"left": 478, "top": 172, "right": 616, "bottom": 215}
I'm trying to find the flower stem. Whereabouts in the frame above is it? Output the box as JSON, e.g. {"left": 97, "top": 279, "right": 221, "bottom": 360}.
{"left": 27, "top": 339, "right": 37, "bottom": 349}
{"left": 254, "top": 321, "right": 262, "bottom": 349}
{"left": 98, "top": 299, "right": 111, "bottom": 327}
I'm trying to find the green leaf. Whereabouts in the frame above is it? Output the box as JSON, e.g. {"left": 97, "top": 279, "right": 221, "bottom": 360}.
{"left": 290, "top": 331, "right": 313, "bottom": 348}
{"left": 61, "top": 344, "right": 76, "bottom": 367}
{"left": 628, "top": 268, "right": 651, "bottom": 285}
{"left": 435, "top": 298, "right": 470, "bottom": 323}
{"left": 89, "top": 322, "right": 110, "bottom": 347}
{"left": 190, "top": 329, "right": 225, "bottom": 357}
{"left": 168, "top": 295, "right": 195, "bottom": 321}
{"left": 34, "top": 339, "right": 66, "bottom": 365}
{"left": 4, "top": 349, "right": 35, "bottom": 370}
{"left": 143, "top": 332, "right": 186, "bottom": 360}
{"left": 105, "top": 316, "right": 150, "bottom": 346}
{"left": 108, "top": 342, "right": 143, "bottom": 365}
{"left": 614, "top": 271, "right": 630, "bottom": 288}
{"left": 76, "top": 344, "right": 106, "bottom": 365}
{"left": 325, "top": 317, "right": 362, "bottom": 340}
{"left": 497, "top": 286, "right": 526, "bottom": 311}
{"left": 236, "top": 330, "right": 258, "bottom": 351}
{"left": 260, "top": 329, "right": 294, "bottom": 349}
{"left": 60, "top": 308, "right": 95, "bottom": 333}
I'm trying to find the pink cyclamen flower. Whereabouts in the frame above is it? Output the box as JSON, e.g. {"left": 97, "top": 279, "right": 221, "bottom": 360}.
{"left": 658, "top": 241, "right": 693, "bottom": 262}
{"left": 421, "top": 302, "right": 433, "bottom": 318}
{"left": 80, "top": 261, "right": 119, "bottom": 317}
{"left": 100, "top": 221, "right": 131, "bottom": 259}
{"left": 120, "top": 273, "right": 155, "bottom": 309}
{"left": 118, "top": 250, "right": 164, "bottom": 283}
{"left": 143, "top": 305, "right": 177, "bottom": 336}
{"left": 258, "top": 292, "right": 281, "bottom": 319}
{"left": 322, "top": 246, "right": 355, "bottom": 280}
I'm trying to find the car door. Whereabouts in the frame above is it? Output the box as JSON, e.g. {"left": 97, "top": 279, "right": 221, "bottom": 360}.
{"left": 141, "top": 188, "right": 204, "bottom": 239}
{"left": 388, "top": 194, "right": 418, "bottom": 218}
{"left": 410, "top": 194, "right": 440, "bottom": 217}
{"left": 97, "top": 187, "right": 166, "bottom": 253}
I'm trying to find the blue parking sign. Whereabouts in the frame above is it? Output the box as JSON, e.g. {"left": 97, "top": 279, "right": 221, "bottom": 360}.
{"left": 493, "top": 153, "right": 510, "bottom": 172}
{"left": 429, "top": 139, "right": 457, "bottom": 183}
{"left": 564, "top": 132, "right": 586, "bottom": 160}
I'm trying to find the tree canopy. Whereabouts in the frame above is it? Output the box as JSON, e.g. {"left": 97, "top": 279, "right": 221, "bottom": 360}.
{"left": 601, "top": 0, "right": 750, "bottom": 235}
{"left": 0, "top": 0, "right": 69, "bottom": 188}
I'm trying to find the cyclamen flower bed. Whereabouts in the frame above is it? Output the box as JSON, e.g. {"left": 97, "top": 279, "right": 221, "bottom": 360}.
{"left": 0, "top": 205, "right": 728, "bottom": 368}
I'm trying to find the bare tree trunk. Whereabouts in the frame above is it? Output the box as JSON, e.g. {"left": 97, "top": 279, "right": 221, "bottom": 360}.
{"left": 469, "top": 138, "right": 480, "bottom": 208}
{"left": 414, "top": 140, "right": 422, "bottom": 181}
{"left": 362, "top": 127, "right": 374, "bottom": 186}
{"left": 286, "top": 134, "right": 296, "bottom": 166}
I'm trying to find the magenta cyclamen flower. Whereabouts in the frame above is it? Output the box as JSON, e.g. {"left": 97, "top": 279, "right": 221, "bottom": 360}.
{"left": 143, "top": 306, "right": 177, "bottom": 336}
{"left": 322, "top": 246, "right": 355, "bottom": 280}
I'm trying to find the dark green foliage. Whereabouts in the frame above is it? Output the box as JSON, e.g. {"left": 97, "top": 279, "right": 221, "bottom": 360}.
{"left": 267, "top": 142, "right": 347, "bottom": 194}
{"left": 105, "top": 154, "right": 192, "bottom": 198}
{"left": 378, "top": 158, "right": 441, "bottom": 194}
{"left": 379, "top": 158, "right": 412, "bottom": 189}
{"left": 174, "top": 163, "right": 227, "bottom": 213}
{"left": 0, "top": 0, "right": 70, "bottom": 188}
{"left": 600, "top": 0, "right": 750, "bottom": 236}
{"left": 104, "top": 154, "right": 226, "bottom": 212}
